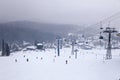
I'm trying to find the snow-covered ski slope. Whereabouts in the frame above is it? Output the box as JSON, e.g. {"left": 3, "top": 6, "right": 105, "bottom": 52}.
{"left": 0, "top": 48, "right": 120, "bottom": 80}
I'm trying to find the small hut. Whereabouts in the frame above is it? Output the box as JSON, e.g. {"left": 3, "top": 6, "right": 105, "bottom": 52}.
{"left": 36, "top": 43, "right": 44, "bottom": 50}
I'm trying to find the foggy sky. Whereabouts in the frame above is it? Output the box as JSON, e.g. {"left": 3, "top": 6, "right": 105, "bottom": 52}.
{"left": 0, "top": 0, "right": 120, "bottom": 25}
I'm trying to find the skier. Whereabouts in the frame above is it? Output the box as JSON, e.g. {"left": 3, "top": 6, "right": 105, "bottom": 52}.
{"left": 36, "top": 57, "right": 38, "bottom": 59}
{"left": 66, "top": 60, "right": 68, "bottom": 64}
{"left": 15, "top": 59, "right": 17, "bottom": 62}
{"left": 23, "top": 55, "right": 25, "bottom": 58}
{"left": 41, "top": 57, "right": 43, "bottom": 60}
{"left": 26, "top": 58, "right": 29, "bottom": 62}
{"left": 54, "top": 55, "right": 56, "bottom": 58}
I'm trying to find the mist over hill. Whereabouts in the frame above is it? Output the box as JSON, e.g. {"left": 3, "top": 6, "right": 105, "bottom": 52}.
{"left": 0, "top": 21, "right": 81, "bottom": 42}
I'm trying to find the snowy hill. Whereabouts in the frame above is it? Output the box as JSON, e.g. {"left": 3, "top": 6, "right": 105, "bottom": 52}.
{"left": 0, "top": 48, "right": 120, "bottom": 80}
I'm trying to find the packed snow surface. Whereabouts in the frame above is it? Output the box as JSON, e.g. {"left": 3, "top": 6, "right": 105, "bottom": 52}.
{"left": 0, "top": 48, "right": 120, "bottom": 80}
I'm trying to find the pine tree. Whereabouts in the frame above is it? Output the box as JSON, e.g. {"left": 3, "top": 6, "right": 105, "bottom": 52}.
{"left": 6, "top": 43, "right": 10, "bottom": 56}
{"left": 1, "top": 39, "right": 5, "bottom": 56}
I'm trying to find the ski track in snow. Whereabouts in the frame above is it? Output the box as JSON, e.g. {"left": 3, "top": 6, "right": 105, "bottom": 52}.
{"left": 0, "top": 48, "right": 120, "bottom": 80}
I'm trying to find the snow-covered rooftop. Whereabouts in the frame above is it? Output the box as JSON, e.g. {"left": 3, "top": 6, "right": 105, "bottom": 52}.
{"left": 37, "top": 43, "right": 43, "bottom": 46}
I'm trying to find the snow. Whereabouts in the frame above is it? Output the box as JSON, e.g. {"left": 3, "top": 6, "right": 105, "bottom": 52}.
{"left": 37, "top": 43, "right": 43, "bottom": 46}
{"left": 0, "top": 48, "right": 120, "bottom": 80}
{"left": 26, "top": 46, "right": 36, "bottom": 49}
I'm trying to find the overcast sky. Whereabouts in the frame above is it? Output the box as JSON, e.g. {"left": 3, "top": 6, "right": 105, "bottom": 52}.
{"left": 0, "top": 0, "right": 120, "bottom": 25}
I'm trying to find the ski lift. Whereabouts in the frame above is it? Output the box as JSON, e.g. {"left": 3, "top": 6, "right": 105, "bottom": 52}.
{"left": 100, "top": 27, "right": 103, "bottom": 30}
{"left": 99, "top": 35, "right": 104, "bottom": 39}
